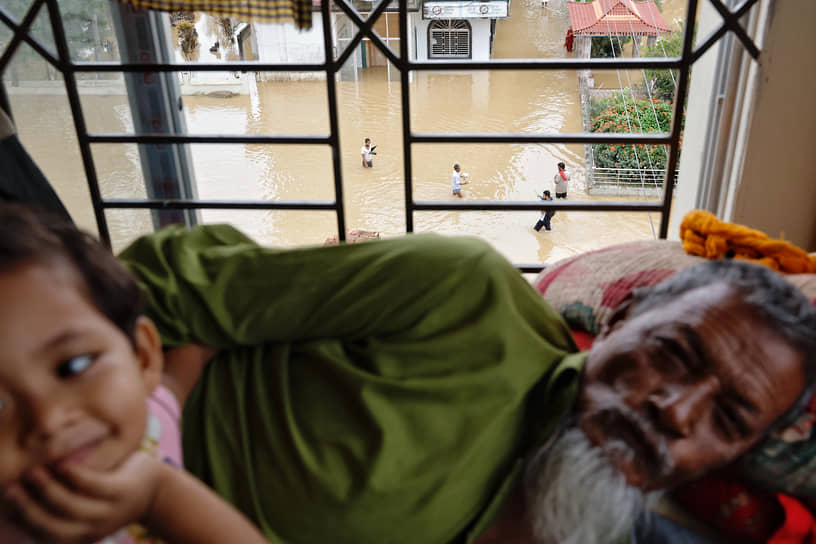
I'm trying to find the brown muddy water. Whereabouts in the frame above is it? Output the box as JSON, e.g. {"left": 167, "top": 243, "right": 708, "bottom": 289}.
{"left": 6, "top": 0, "right": 688, "bottom": 264}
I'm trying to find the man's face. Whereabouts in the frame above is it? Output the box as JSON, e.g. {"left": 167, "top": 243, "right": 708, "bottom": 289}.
{"left": 578, "top": 283, "right": 806, "bottom": 491}
{"left": 0, "top": 262, "right": 162, "bottom": 487}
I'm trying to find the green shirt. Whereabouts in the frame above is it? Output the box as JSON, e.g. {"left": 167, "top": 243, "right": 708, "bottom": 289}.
{"left": 120, "top": 225, "right": 588, "bottom": 544}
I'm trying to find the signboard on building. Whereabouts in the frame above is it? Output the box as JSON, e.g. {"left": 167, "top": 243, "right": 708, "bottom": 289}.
{"left": 422, "top": 1, "right": 509, "bottom": 19}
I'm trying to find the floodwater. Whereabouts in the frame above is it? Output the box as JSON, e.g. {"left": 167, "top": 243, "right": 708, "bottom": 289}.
{"left": 6, "top": 0, "right": 688, "bottom": 264}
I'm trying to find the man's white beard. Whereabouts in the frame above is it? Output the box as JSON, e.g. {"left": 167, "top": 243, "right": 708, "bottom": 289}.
{"left": 524, "top": 424, "right": 664, "bottom": 544}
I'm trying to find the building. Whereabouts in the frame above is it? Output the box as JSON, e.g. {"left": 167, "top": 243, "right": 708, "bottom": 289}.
{"left": 417, "top": 0, "right": 509, "bottom": 61}
{"left": 240, "top": 0, "right": 509, "bottom": 80}
{"left": 567, "top": 0, "right": 670, "bottom": 58}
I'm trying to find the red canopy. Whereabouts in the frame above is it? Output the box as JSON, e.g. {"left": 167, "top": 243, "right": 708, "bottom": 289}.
{"left": 568, "top": 0, "right": 670, "bottom": 36}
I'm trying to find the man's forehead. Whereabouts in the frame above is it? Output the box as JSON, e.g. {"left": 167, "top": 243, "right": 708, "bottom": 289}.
{"left": 643, "top": 284, "right": 804, "bottom": 404}
{"left": 633, "top": 282, "right": 741, "bottom": 325}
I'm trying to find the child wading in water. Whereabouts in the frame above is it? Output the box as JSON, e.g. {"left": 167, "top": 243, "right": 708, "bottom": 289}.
{"left": 0, "top": 204, "right": 266, "bottom": 543}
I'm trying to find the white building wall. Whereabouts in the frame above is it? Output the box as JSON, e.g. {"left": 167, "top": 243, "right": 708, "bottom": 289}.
{"left": 253, "top": 14, "right": 326, "bottom": 79}
{"left": 415, "top": 18, "right": 494, "bottom": 61}
{"left": 415, "top": 19, "right": 430, "bottom": 60}
{"left": 471, "top": 20, "right": 492, "bottom": 60}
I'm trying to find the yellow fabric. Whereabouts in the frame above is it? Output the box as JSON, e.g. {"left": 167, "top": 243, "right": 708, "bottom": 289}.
{"left": 112, "top": 0, "right": 313, "bottom": 30}
{"left": 679, "top": 210, "right": 816, "bottom": 274}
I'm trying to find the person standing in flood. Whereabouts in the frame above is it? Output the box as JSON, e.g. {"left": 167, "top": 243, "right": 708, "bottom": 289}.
{"left": 451, "top": 163, "right": 470, "bottom": 198}
{"left": 564, "top": 27, "right": 575, "bottom": 53}
{"left": 554, "top": 162, "right": 569, "bottom": 199}
{"left": 533, "top": 190, "right": 555, "bottom": 232}
{"left": 361, "top": 138, "right": 374, "bottom": 168}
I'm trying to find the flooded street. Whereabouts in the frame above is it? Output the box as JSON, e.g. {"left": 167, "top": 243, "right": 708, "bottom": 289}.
{"left": 7, "top": 0, "right": 687, "bottom": 263}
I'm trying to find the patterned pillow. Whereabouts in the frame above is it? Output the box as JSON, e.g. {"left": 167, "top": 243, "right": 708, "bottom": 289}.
{"left": 533, "top": 240, "right": 705, "bottom": 334}
{"left": 533, "top": 240, "right": 816, "bottom": 497}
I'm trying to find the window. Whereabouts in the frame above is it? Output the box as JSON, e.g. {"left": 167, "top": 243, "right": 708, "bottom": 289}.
{"left": 0, "top": 0, "right": 779, "bottom": 267}
{"left": 429, "top": 19, "right": 471, "bottom": 59}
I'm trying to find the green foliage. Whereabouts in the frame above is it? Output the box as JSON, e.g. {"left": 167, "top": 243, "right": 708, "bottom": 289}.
{"left": 177, "top": 22, "right": 199, "bottom": 60}
{"left": 590, "top": 94, "right": 679, "bottom": 170}
{"left": 591, "top": 36, "right": 631, "bottom": 58}
{"left": 215, "top": 16, "right": 237, "bottom": 43}
{"left": 644, "top": 25, "right": 690, "bottom": 102}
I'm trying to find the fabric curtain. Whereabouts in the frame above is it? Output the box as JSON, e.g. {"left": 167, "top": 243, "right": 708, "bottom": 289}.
{"left": 112, "top": 0, "right": 314, "bottom": 30}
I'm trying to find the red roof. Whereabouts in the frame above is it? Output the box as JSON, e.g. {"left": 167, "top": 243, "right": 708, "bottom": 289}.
{"left": 568, "top": 0, "right": 670, "bottom": 36}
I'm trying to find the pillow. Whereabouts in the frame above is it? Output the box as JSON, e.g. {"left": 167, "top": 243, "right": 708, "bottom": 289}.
{"left": 533, "top": 240, "right": 705, "bottom": 334}
{"left": 533, "top": 240, "right": 816, "bottom": 497}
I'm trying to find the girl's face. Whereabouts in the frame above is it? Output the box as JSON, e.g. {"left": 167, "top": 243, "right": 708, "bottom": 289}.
{"left": 0, "top": 261, "right": 162, "bottom": 487}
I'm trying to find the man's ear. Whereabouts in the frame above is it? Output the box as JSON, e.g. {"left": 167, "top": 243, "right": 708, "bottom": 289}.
{"left": 133, "top": 316, "right": 164, "bottom": 395}
{"left": 597, "top": 292, "right": 637, "bottom": 339}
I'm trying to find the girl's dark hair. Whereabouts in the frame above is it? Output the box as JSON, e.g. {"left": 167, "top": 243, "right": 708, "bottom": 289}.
{"left": 0, "top": 203, "right": 144, "bottom": 345}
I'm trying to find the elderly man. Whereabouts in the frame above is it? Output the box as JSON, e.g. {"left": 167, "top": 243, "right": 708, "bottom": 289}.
{"left": 120, "top": 227, "right": 816, "bottom": 544}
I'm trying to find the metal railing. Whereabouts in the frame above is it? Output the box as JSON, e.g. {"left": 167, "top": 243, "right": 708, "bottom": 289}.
{"left": 590, "top": 167, "right": 679, "bottom": 188}
{"left": 0, "top": 0, "right": 763, "bottom": 272}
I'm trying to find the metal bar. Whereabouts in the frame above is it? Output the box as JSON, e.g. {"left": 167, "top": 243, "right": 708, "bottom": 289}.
{"left": 100, "top": 199, "right": 662, "bottom": 213}
{"left": 690, "top": 23, "right": 730, "bottom": 64}
{"left": 75, "top": 61, "right": 328, "bottom": 73}
{"left": 44, "top": 0, "right": 111, "bottom": 245}
{"left": 103, "top": 199, "right": 338, "bottom": 210}
{"left": 88, "top": 134, "right": 331, "bottom": 145}
{"left": 412, "top": 133, "right": 671, "bottom": 145}
{"left": 414, "top": 201, "right": 662, "bottom": 212}
{"left": 659, "top": 0, "right": 700, "bottom": 239}
{"left": 334, "top": 0, "right": 396, "bottom": 69}
{"left": 409, "top": 58, "right": 681, "bottom": 70}
{"left": 691, "top": 0, "right": 759, "bottom": 63}
{"left": 0, "top": 0, "right": 49, "bottom": 71}
{"left": 0, "top": 5, "right": 61, "bottom": 70}
{"left": 322, "top": 0, "right": 347, "bottom": 241}
{"left": 707, "top": 0, "right": 760, "bottom": 59}
{"left": 73, "top": 57, "right": 681, "bottom": 73}
{"left": 399, "top": 0, "right": 414, "bottom": 233}
{"left": 733, "top": 0, "right": 760, "bottom": 19}
{"left": 88, "top": 132, "right": 668, "bottom": 146}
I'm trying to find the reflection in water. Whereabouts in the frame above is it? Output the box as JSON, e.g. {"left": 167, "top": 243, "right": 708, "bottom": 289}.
{"left": 7, "top": 0, "right": 687, "bottom": 263}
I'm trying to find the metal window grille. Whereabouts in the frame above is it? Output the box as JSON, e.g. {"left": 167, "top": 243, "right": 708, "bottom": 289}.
{"left": 0, "top": 0, "right": 763, "bottom": 273}
{"left": 429, "top": 20, "right": 471, "bottom": 59}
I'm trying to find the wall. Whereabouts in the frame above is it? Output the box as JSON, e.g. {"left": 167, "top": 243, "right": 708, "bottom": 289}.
{"left": 671, "top": 1, "right": 816, "bottom": 250}
{"left": 729, "top": 2, "right": 816, "bottom": 250}
{"left": 254, "top": 14, "right": 326, "bottom": 68}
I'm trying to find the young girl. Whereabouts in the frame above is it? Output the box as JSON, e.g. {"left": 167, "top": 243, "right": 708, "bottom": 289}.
{"left": 0, "top": 204, "right": 266, "bottom": 544}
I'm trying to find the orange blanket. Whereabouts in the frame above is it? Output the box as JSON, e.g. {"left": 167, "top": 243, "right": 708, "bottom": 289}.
{"left": 680, "top": 210, "right": 816, "bottom": 274}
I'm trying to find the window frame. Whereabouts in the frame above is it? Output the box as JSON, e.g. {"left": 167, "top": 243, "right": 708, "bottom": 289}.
{"left": 428, "top": 19, "right": 472, "bottom": 59}
{"left": 0, "top": 0, "right": 763, "bottom": 271}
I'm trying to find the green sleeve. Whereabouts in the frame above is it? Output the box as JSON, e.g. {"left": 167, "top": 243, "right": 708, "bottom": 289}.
{"left": 119, "top": 225, "right": 553, "bottom": 350}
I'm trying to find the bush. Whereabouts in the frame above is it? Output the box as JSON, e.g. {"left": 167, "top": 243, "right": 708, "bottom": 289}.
{"left": 644, "top": 24, "right": 694, "bottom": 102}
{"left": 591, "top": 36, "right": 631, "bottom": 58}
{"left": 178, "top": 22, "right": 199, "bottom": 60}
{"left": 591, "top": 95, "right": 679, "bottom": 170}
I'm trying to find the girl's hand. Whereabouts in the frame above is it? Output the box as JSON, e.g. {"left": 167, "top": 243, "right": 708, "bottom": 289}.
{"left": 4, "top": 451, "right": 161, "bottom": 544}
